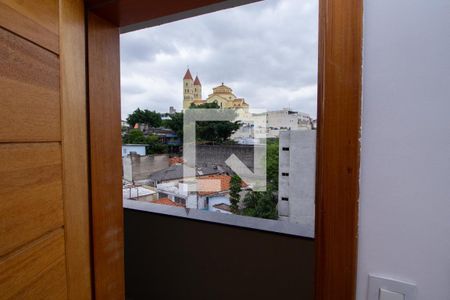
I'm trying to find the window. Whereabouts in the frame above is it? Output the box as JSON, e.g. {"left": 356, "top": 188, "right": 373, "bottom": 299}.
{"left": 120, "top": 0, "right": 317, "bottom": 238}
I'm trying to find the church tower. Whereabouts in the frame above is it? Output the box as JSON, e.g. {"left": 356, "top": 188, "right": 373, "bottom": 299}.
{"left": 193, "top": 75, "right": 202, "bottom": 100}
{"left": 183, "top": 69, "right": 194, "bottom": 109}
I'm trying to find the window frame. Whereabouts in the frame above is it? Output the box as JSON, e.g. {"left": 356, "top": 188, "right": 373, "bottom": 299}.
{"left": 86, "top": 0, "right": 362, "bottom": 299}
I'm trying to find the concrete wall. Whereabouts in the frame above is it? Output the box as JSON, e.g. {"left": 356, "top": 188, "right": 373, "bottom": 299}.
{"left": 278, "top": 130, "right": 316, "bottom": 232}
{"left": 357, "top": 0, "right": 450, "bottom": 299}
{"left": 196, "top": 144, "right": 256, "bottom": 170}
{"left": 123, "top": 154, "right": 169, "bottom": 182}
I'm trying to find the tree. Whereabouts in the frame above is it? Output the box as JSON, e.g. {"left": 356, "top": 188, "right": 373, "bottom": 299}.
{"left": 126, "top": 108, "right": 162, "bottom": 128}
{"left": 122, "top": 129, "right": 146, "bottom": 144}
{"left": 229, "top": 175, "right": 242, "bottom": 214}
{"left": 162, "top": 103, "right": 241, "bottom": 144}
{"left": 122, "top": 130, "right": 167, "bottom": 154}
{"left": 190, "top": 102, "right": 241, "bottom": 143}
{"left": 147, "top": 143, "right": 168, "bottom": 154}
{"left": 242, "top": 188, "right": 278, "bottom": 220}
{"left": 162, "top": 112, "right": 183, "bottom": 141}
{"left": 145, "top": 134, "right": 168, "bottom": 154}
{"left": 266, "top": 139, "right": 279, "bottom": 191}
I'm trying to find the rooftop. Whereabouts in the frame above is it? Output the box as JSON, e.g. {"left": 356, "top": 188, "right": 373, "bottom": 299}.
{"left": 197, "top": 174, "right": 247, "bottom": 196}
{"left": 123, "top": 186, "right": 156, "bottom": 200}
{"left": 151, "top": 198, "right": 185, "bottom": 207}
{"left": 183, "top": 69, "right": 193, "bottom": 80}
{"left": 149, "top": 164, "right": 226, "bottom": 183}
{"left": 194, "top": 75, "right": 201, "bottom": 86}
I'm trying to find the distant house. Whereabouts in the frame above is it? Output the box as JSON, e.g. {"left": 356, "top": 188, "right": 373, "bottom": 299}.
{"left": 155, "top": 174, "right": 248, "bottom": 214}
{"left": 266, "top": 108, "right": 312, "bottom": 138}
{"left": 122, "top": 144, "right": 148, "bottom": 157}
{"left": 151, "top": 197, "right": 185, "bottom": 207}
{"left": 131, "top": 125, "right": 181, "bottom": 152}
{"left": 122, "top": 185, "right": 157, "bottom": 202}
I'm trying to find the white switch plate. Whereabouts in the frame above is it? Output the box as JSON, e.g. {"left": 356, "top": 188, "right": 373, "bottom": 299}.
{"left": 368, "top": 274, "right": 417, "bottom": 300}
{"left": 379, "top": 288, "right": 405, "bottom": 300}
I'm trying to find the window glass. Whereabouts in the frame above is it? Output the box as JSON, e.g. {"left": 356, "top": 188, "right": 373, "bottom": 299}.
{"left": 120, "top": 0, "right": 318, "bottom": 237}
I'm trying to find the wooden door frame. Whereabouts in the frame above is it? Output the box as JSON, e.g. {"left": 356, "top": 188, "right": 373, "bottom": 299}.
{"left": 86, "top": 0, "right": 362, "bottom": 299}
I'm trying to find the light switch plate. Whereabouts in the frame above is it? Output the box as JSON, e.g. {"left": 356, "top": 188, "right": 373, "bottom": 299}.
{"left": 379, "top": 288, "right": 405, "bottom": 300}
{"left": 368, "top": 274, "right": 417, "bottom": 300}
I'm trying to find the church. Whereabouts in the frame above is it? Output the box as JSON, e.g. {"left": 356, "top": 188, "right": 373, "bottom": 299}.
{"left": 182, "top": 69, "right": 249, "bottom": 110}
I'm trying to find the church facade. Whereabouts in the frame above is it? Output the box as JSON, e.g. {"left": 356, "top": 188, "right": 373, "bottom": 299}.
{"left": 183, "top": 69, "right": 249, "bottom": 110}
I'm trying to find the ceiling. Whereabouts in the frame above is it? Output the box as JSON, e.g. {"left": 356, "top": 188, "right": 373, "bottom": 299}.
{"left": 87, "top": 0, "right": 260, "bottom": 33}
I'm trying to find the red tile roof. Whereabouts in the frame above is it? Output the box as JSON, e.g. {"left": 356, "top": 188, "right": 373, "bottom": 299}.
{"left": 169, "top": 156, "right": 184, "bottom": 166}
{"left": 151, "top": 198, "right": 184, "bottom": 207}
{"left": 194, "top": 76, "right": 201, "bottom": 86}
{"left": 183, "top": 69, "right": 193, "bottom": 80}
{"left": 197, "top": 175, "right": 246, "bottom": 196}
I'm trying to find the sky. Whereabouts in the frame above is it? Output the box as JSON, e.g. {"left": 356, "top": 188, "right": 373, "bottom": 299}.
{"left": 120, "top": 0, "right": 318, "bottom": 120}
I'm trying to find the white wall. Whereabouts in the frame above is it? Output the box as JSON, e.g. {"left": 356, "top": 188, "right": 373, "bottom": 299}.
{"left": 122, "top": 145, "right": 146, "bottom": 156}
{"left": 357, "top": 0, "right": 450, "bottom": 299}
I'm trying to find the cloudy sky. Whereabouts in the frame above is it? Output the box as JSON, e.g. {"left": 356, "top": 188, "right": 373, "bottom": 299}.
{"left": 120, "top": 0, "right": 318, "bottom": 120}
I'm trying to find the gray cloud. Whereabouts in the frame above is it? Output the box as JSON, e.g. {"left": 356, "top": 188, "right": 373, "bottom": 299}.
{"left": 120, "top": 0, "right": 318, "bottom": 119}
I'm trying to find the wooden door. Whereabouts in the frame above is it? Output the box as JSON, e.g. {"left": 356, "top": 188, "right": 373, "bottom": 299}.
{"left": 0, "top": 0, "right": 91, "bottom": 299}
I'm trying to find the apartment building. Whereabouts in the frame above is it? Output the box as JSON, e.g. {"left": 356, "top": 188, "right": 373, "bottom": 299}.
{"left": 278, "top": 130, "right": 316, "bottom": 232}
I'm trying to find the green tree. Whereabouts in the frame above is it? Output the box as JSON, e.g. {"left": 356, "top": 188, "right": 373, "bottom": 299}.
{"left": 229, "top": 175, "right": 242, "bottom": 214}
{"left": 147, "top": 143, "right": 168, "bottom": 154}
{"left": 162, "top": 112, "right": 183, "bottom": 141}
{"left": 242, "top": 188, "right": 278, "bottom": 220}
{"left": 122, "top": 129, "right": 146, "bottom": 144}
{"left": 163, "top": 103, "right": 241, "bottom": 144}
{"left": 126, "top": 108, "right": 162, "bottom": 128}
{"left": 122, "top": 130, "right": 167, "bottom": 154}
{"left": 145, "top": 134, "right": 168, "bottom": 154}
{"left": 266, "top": 139, "right": 279, "bottom": 191}
{"left": 190, "top": 102, "right": 241, "bottom": 143}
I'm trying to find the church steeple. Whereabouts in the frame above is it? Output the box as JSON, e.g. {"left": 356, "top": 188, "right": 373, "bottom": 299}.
{"left": 183, "top": 69, "right": 193, "bottom": 80}
{"left": 183, "top": 69, "right": 195, "bottom": 108}
{"left": 193, "top": 75, "right": 202, "bottom": 100}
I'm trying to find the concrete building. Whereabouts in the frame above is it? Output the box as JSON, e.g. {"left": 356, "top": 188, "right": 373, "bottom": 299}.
{"left": 278, "top": 130, "right": 316, "bottom": 232}
{"left": 122, "top": 144, "right": 148, "bottom": 157}
{"left": 266, "top": 108, "right": 312, "bottom": 138}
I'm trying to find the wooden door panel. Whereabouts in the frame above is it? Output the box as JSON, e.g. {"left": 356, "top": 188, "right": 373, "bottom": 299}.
{"left": 0, "top": 143, "right": 63, "bottom": 257}
{"left": 0, "top": 0, "right": 59, "bottom": 53}
{"left": 9, "top": 259, "right": 68, "bottom": 300}
{"left": 0, "top": 229, "right": 67, "bottom": 299}
{"left": 0, "top": 0, "right": 92, "bottom": 298}
{"left": 0, "top": 27, "right": 60, "bottom": 143}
